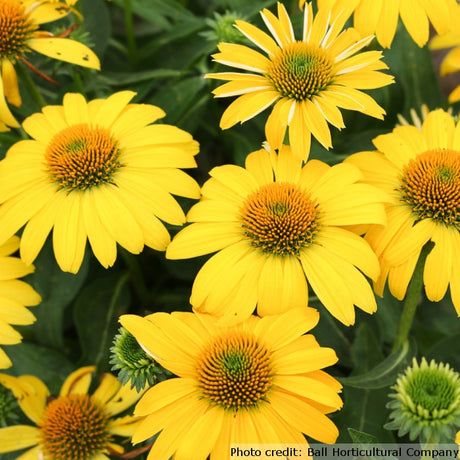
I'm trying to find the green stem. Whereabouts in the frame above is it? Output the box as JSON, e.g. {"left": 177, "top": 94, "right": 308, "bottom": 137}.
{"left": 123, "top": 0, "right": 138, "bottom": 65}
{"left": 72, "top": 69, "right": 86, "bottom": 97}
{"left": 119, "top": 249, "right": 150, "bottom": 306}
{"left": 15, "top": 62, "right": 47, "bottom": 109}
{"left": 392, "top": 241, "right": 434, "bottom": 353}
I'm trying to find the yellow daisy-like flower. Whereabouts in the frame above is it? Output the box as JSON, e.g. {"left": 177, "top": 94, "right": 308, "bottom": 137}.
{"left": 120, "top": 308, "right": 343, "bottom": 460}
{"left": 347, "top": 109, "right": 460, "bottom": 315}
{"left": 0, "top": 91, "right": 200, "bottom": 273}
{"left": 456, "top": 431, "right": 460, "bottom": 456}
{"left": 167, "top": 146, "right": 388, "bottom": 326}
{"left": 0, "top": 235, "right": 41, "bottom": 369}
{"left": 0, "top": 0, "right": 100, "bottom": 129}
{"left": 0, "top": 366, "right": 144, "bottom": 459}
{"left": 299, "top": 0, "right": 455, "bottom": 48}
{"left": 206, "top": 2, "right": 393, "bottom": 161}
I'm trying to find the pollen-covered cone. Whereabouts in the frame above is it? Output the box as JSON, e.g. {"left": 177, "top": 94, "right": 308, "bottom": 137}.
{"left": 120, "top": 308, "right": 342, "bottom": 460}
{"left": 0, "top": 91, "right": 200, "bottom": 273}
{"left": 0, "top": 0, "right": 100, "bottom": 129}
{"left": 206, "top": 2, "right": 393, "bottom": 161}
{"left": 0, "top": 235, "right": 41, "bottom": 369}
{"left": 347, "top": 109, "right": 460, "bottom": 316}
{"left": 167, "top": 146, "right": 388, "bottom": 326}
{"left": 299, "top": 0, "right": 456, "bottom": 48}
{"left": 0, "top": 366, "right": 145, "bottom": 459}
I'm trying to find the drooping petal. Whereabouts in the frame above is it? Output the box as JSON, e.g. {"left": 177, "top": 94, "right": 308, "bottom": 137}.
{"left": 27, "top": 38, "right": 100, "bottom": 70}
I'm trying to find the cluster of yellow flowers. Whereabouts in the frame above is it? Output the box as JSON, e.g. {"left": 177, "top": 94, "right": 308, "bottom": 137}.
{"left": 0, "top": 0, "right": 459, "bottom": 459}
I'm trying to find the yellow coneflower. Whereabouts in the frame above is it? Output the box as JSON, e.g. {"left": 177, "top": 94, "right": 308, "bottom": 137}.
{"left": 207, "top": 2, "right": 393, "bottom": 160}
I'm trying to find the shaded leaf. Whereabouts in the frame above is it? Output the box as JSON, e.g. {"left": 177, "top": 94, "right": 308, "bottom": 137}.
{"left": 340, "top": 339, "right": 416, "bottom": 389}
{"left": 27, "top": 240, "right": 89, "bottom": 349}
{"left": 74, "top": 272, "right": 131, "bottom": 372}
{"left": 5, "top": 342, "right": 75, "bottom": 394}
{"left": 348, "top": 428, "right": 379, "bottom": 444}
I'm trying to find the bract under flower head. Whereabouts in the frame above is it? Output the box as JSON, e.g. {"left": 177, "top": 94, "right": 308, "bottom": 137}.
{"left": 207, "top": 2, "right": 393, "bottom": 161}
{"left": 167, "top": 145, "right": 389, "bottom": 326}
{"left": 347, "top": 109, "right": 460, "bottom": 315}
{"left": 0, "top": 91, "right": 200, "bottom": 273}
{"left": 120, "top": 308, "right": 343, "bottom": 460}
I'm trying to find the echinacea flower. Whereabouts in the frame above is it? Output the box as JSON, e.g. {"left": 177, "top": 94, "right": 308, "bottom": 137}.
{"left": 0, "top": 235, "right": 41, "bottom": 369}
{"left": 347, "top": 109, "right": 460, "bottom": 315}
{"left": 120, "top": 307, "right": 343, "bottom": 460}
{"left": 385, "top": 357, "right": 460, "bottom": 443}
{"left": 206, "top": 2, "right": 393, "bottom": 161}
{"left": 167, "top": 146, "right": 388, "bottom": 326}
{"left": 299, "top": 0, "right": 456, "bottom": 48}
{"left": 0, "top": 90, "right": 200, "bottom": 273}
{"left": 0, "top": 366, "right": 144, "bottom": 459}
{"left": 0, "top": 0, "right": 100, "bottom": 129}
{"left": 110, "top": 326, "right": 172, "bottom": 391}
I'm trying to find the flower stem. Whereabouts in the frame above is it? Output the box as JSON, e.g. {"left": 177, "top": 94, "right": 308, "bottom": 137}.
{"left": 392, "top": 241, "right": 434, "bottom": 353}
{"left": 15, "top": 61, "right": 47, "bottom": 109}
{"left": 123, "top": 0, "right": 138, "bottom": 65}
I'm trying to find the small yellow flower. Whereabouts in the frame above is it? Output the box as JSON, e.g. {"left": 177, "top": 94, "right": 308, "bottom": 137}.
{"left": 0, "top": 366, "right": 144, "bottom": 459}
{"left": 0, "top": 0, "right": 100, "bottom": 129}
{"left": 0, "top": 91, "right": 200, "bottom": 273}
{"left": 0, "top": 235, "right": 41, "bottom": 369}
{"left": 120, "top": 308, "right": 343, "bottom": 460}
{"left": 207, "top": 2, "right": 393, "bottom": 161}
{"left": 299, "top": 0, "right": 456, "bottom": 48}
{"left": 347, "top": 109, "right": 460, "bottom": 315}
{"left": 167, "top": 146, "right": 388, "bottom": 326}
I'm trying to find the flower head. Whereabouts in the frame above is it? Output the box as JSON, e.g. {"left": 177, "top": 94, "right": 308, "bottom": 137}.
{"left": 201, "top": 11, "right": 247, "bottom": 46}
{"left": 167, "top": 146, "right": 388, "bottom": 326}
{"left": 386, "top": 357, "right": 460, "bottom": 443}
{"left": 0, "top": 235, "right": 41, "bottom": 369}
{"left": 206, "top": 2, "right": 393, "bottom": 161}
{"left": 0, "top": 0, "right": 100, "bottom": 129}
{"left": 299, "top": 0, "right": 456, "bottom": 48}
{"left": 0, "top": 91, "right": 200, "bottom": 273}
{"left": 110, "top": 326, "right": 172, "bottom": 391}
{"left": 0, "top": 366, "right": 144, "bottom": 459}
{"left": 120, "top": 308, "right": 342, "bottom": 460}
{"left": 347, "top": 109, "right": 460, "bottom": 315}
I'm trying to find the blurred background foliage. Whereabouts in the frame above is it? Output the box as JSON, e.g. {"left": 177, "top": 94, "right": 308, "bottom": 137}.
{"left": 1, "top": 0, "right": 460, "bottom": 455}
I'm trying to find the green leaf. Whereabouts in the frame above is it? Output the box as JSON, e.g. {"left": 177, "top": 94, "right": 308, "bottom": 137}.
{"left": 27, "top": 240, "right": 89, "bottom": 348}
{"left": 79, "top": 0, "right": 112, "bottom": 57}
{"left": 384, "top": 24, "right": 444, "bottom": 118}
{"left": 348, "top": 428, "right": 379, "bottom": 444}
{"left": 334, "top": 326, "right": 397, "bottom": 442}
{"left": 5, "top": 342, "right": 75, "bottom": 394}
{"left": 340, "top": 339, "right": 417, "bottom": 389}
{"left": 100, "top": 69, "right": 185, "bottom": 86}
{"left": 114, "top": 0, "right": 194, "bottom": 29}
{"left": 74, "top": 272, "right": 131, "bottom": 372}
{"left": 425, "top": 333, "right": 460, "bottom": 370}
{"left": 150, "top": 76, "right": 206, "bottom": 125}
